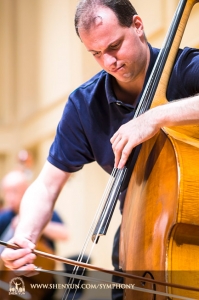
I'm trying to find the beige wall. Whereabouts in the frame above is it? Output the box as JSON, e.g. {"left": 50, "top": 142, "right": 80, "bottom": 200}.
{"left": 0, "top": 0, "right": 199, "bottom": 270}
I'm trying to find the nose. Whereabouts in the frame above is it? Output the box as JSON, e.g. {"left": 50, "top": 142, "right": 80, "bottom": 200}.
{"left": 103, "top": 53, "right": 117, "bottom": 70}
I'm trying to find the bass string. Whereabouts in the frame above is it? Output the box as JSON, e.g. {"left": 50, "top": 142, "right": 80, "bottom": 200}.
{"left": 62, "top": 168, "right": 118, "bottom": 299}
{"left": 62, "top": 167, "right": 121, "bottom": 300}
{"left": 62, "top": 169, "right": 116, "bottom": 299}
{"left": 94, "top": 168, "right": 127, "bottom": 233}
{"left": 135, "top": 1, "right": 185, "bottom": 119}
{"left": 63, "top": 168, "right": 127, "bottom": 299}
{"left": 63, "top": 168, "right": 127, "bottom": 300}
{"left": 135, "top": 49, "right": 168, "bottom": 118}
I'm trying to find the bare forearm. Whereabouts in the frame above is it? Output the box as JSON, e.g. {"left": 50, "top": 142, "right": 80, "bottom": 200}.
{"left": 15, "top": 179, "right": 56, "bottom": 244}
{"left": 152, "top": 94, "right": 199, "bottom": 128}
{"left": 14, "top": 161, "right": 70, "bottom": 245}
{"left": 111, "top": 95, "right": 199, "bottom": 168}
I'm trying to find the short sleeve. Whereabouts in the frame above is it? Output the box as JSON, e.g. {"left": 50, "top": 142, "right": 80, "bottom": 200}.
{"left": 47, "top": 95, "right": 95, "bottom": 173}
{"left": 167, "top": 47, "right": 199, "bottom": 100}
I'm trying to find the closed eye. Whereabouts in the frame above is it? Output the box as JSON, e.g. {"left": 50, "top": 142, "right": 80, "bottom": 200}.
{"left": 93, "top": 51, "right": 101, "bottom": 57}
{"left": 110, "top": 42, "right": 120, "bottom": 50}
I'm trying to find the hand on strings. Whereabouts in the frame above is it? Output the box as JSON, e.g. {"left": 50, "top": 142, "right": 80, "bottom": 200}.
{"left": 110, "top": 111, "right": 160, "bottom": 169}
{"left": 1, "top": 236, "right": 38, "bottom": 277}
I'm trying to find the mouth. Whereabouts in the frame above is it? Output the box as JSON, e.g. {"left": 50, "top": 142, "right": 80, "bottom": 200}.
{"left": 110, "top": 64, "right": 125, "bottom": 73}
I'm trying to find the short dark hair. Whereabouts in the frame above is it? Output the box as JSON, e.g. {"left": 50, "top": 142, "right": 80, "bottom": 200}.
{"left": 75, "top": 0, "right": 137, "bottom": 37}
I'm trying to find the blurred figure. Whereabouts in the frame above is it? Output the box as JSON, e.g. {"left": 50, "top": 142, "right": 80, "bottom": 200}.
{"left": 0, "top": 170, "right": 69, "bottom": 300}
{"left": 0, "top": 170, "right": 69, "bottom": 250}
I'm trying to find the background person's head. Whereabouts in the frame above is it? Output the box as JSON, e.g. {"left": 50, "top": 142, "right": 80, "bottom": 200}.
{"left": 1, "top": 170, "right": 29, "bottom": 213}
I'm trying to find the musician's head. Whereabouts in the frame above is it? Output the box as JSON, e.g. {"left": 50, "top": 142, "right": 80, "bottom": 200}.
{"left": 1, "top": 170, "right": 29, "bottom": 213}
{"left": 75, "top": 0, "right": 138, "bottom": 38}
{"left": 75, "top": 0, "right": 148, "bottom": 84}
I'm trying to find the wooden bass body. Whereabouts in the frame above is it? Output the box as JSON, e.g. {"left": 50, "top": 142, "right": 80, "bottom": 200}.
{"left": 120, "top": 125, "right": 199, "bottom": 299}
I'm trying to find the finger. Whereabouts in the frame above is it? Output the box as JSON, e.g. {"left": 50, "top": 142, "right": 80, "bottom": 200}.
{"left": 111, "top": 134, "right": 122, "bottom": 150}
{"left": 113, "top": 139, "right": 127, "bottom": 168}
{"left": 1, "top": 246, "right": 32, "bottom": 261}
{"left": 118, "top": 144, "right": 133, "bottom": 169}
{"left": 3, "top": 250, "right": 36, "bottom": 270}
{"left": 13, "top": 237, "right": 35, "bottom": 250}
{"left": 110, "top": 129, "right": 122, "bottom": 144}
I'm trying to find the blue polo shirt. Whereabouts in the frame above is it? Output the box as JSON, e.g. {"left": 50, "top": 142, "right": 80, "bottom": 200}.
{"left": 48, "top": 44, "right": 199, "bottom": 174}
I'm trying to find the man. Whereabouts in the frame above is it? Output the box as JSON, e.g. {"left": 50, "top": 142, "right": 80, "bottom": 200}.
{"left": 1, "top": 1, "right": 199, "bottom": 299}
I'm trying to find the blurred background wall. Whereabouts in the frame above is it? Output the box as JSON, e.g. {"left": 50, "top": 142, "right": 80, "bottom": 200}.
{"left": 0, "top": 0, "right": 199, "bottom": 270}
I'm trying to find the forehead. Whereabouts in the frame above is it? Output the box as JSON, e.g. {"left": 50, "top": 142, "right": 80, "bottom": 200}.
{"left": 79, "top": 6, "right": 126, "bottom": 49}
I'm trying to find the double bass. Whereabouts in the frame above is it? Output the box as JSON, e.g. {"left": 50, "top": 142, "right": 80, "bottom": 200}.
{"left": 120, "top": 0, "right": 199, "bottom": 299}
{"left": 1, "top": 1, "right": 199, "bottom": 299}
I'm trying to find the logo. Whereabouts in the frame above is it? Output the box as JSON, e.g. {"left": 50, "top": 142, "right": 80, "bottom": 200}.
{"left": 9, "top": 277, "right": 26, "bottom": 296}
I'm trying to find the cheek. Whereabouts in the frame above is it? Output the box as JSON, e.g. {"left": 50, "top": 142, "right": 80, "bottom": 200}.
{"left": 120, "top": 50, "right": 136, "bottom": 66}
{"left": 117, "top": 42, "right": 136, "bottom": 63}
{"left": 123, "top": 36, "right": 144, "bottom": 61}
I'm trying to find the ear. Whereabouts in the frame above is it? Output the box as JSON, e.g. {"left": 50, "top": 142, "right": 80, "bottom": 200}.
{"left": 132, "top": 15, "right": 144, "bottom": 33}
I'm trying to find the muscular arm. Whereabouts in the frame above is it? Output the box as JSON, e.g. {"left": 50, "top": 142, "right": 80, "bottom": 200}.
{"left": 111, "top": 95, "right": 199, "bottom": 168}
{"left": 1, "top": 160, "right": 70, "bottom": 272}
{"left": 15, "top": 161, "right": 70, "bottom": 243}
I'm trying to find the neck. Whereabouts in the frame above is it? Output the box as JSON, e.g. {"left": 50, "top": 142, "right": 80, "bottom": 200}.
{"left": 113, "top": 78, "right": 144, "bottom": 105}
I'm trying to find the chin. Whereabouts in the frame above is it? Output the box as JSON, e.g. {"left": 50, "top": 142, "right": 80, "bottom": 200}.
{"left": 123, "top": 72, "right": 133, "bottom": 79}
{"left": 117, "top": 76, "right": 133, "bottom": 83}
